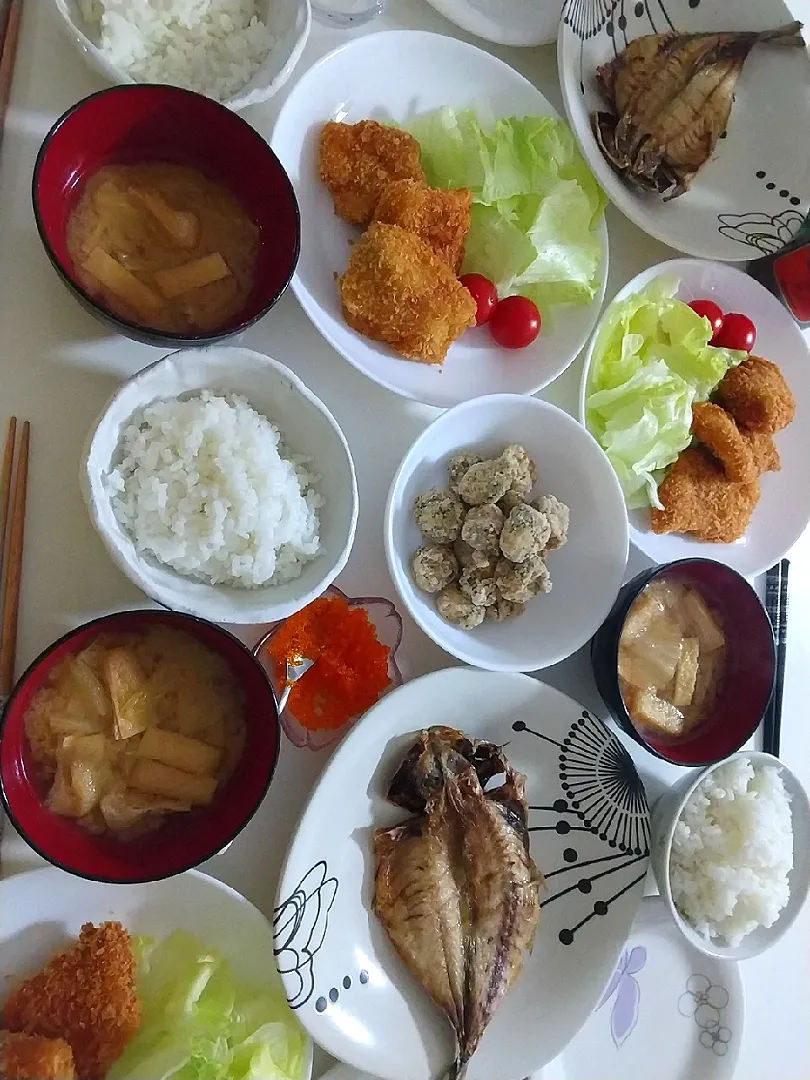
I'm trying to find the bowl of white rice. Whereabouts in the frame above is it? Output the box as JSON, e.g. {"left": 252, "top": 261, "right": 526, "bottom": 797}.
{"left": 81, "top": 345, "right": 358, "bottom": 624}
{"left": 651, "top": 752, "right": 810, "bottom": 960}
{"left": 51, "top": 0, "right": 310, "bottom": 110}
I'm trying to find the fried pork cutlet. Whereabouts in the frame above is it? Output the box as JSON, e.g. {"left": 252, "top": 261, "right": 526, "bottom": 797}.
{"left": 372, "top": 179, "right": 472, "bottom": 271}
{"left": 2, "top": 922, "right": 140, "bottom": 1080}
{"left": 651, "top": 447, "right": 760, "bottom": 543}
{"left": 691, "top": 401, "right": 757, "bottom": 483}
{"left": 0, "top": 1031, "right": 76, "bottom": 1080}
{"left": 743, "top": 430, "right": 781, "bottom": 474}
{"left": 339, "top": 223, "right": 476, "bottom": 364}
{"left": 714, "top": 356, "right": 796, "bottom": 434}
{"left": 319, "top": 120, "right": 426, "bottom": 226}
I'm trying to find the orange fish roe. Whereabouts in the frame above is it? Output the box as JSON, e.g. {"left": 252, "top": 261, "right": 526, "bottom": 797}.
{"left": 264, "top": 594, "right": 391, "bottom": 732}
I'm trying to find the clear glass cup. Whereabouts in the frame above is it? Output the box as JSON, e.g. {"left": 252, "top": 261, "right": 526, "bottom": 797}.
{"left": 311, "top": 0, "right": 385, "bottom": 28}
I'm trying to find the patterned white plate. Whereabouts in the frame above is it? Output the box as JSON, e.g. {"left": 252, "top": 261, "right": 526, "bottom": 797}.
{"left": 558, "top": 0, "right": 810, "bottom": 260}
{"left": 273, "top": 668, "right": 650, "bottom": 1080}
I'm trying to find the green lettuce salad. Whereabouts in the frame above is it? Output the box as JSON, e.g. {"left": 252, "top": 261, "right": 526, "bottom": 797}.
{"left": 108, "top": 931, "right": 307, "bottom": 1080}
{"left": 585, "top": 276, "right": 746, "bottom": 510}
{"left": 407, "top": 109, "right": 606, "bottom": 317}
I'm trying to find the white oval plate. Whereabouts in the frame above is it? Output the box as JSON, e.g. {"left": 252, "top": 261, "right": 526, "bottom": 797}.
{"left": 579, "top": 259, "right": 810, "bottom": 579}
{"left": 558, "top": 0, "right": 810, "bottom": 261}
{"left": 273, "top": 668, "right": 650, "bottom": 1080}
{"left": 539, "top": 896, "right": 743, "bottom": 1080}
{"left": 0, "top": 867, "right": 312, "bottom": 1078}
{"left": 270, "top": 31, "right": 608, "bottom": 408}
{"left": 385, "top": 394, "right": 629, "bottom": 672}
{"left": 424, "top": 0, "right": 561, "bottom": 46}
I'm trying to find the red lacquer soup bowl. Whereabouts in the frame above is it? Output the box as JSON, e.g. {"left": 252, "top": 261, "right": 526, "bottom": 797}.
{"left": 0, "top": 610, "right": 280, "bottom": 883}
{"left": 32, "top": 84, "right": 300, "bottom": 347}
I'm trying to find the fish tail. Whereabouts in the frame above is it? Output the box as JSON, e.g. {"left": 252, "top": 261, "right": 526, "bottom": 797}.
{"left": 754, "top": 21, "right": 804, "bottom": 46}
{"left": 443, "top": 1053, "right": 470, "bottom": 1080}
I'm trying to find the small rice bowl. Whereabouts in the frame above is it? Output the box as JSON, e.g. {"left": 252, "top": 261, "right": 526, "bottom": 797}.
{"left": 670, "top": 756, "right": 793, "bottom": 946}
{"left": 105, "top": 390, "right": 323, "bottom": 588}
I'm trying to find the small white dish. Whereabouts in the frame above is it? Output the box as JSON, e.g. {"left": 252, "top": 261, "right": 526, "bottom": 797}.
{"left": 270, "top": 31, "right": 608, "bottom": 408}
{"left": 50, "top": 0, "right": 311, "bottom": 111}
{"left": 538, "top": 896, "right": 743, "bottom": 1080}
{"left": 557, "top": 0, "right": 810, "bottom": 260}
{"left": 82, "top": 346, "right": 358, "bottom": 625}
{"left": 649, "top": 751, "right": 810, "bottom": 961}
{"left": 0, "top": 867, "right": 313, "bottom": 1079}
{"left": 579, "top": 258, "right": 810, "bottom": 580}
{"left": 385, "top": 394, "right": 628, "bottom": 672}
{"left": 274, "top": 668, "right": 651, "bottom": 1080}
{"left": 423, "top": 0, "right": 562, "bottom": 46}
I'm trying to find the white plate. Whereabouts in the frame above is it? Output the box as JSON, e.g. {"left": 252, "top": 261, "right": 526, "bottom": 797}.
{"left": 385, "top": 394, "right": 629, "bottom": 671}
{"left": 539, "top": 896, "right": 743, "bottom": 1080}
{"left": 274, "top": 668, "right": 650, "bottom": 1080}
{"left": 423, "top": 0, "right": 561, "bottom": 46}
{"left": 270, "top": 31, "right": 608, "bottom": 408}
{"left": 579, "top": 259, "right": 810, "bottom": 579}
{"left": 0, "top": 867, "right": 313, "bottom": 1078}
{"left": 558, "top": 0, "right": 810, "bottom": 261}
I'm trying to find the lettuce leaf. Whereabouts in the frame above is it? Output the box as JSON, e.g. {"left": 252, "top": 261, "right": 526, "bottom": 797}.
{"left": 408, "top": 109, "right": 606, "bottom": 318}
{"left": 585, "top": 276, "right": 746, "bottom": 510}
{"left": 108, "top": 931, "right": 307, "bottom": 1080}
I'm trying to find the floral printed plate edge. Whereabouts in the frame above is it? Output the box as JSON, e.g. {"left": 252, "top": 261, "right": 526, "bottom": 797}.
{"left": 538, "top": 894, "right": 744, "bottom": 1080}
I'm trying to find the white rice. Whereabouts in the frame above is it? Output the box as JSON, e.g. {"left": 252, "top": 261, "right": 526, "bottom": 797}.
{"left": 670, "top": 757, "right": 793, "bottom": 947}
{"left": 105, "top": 391, "right": 323, "bottom": 588}
{"left": 77, "top": 0, "right": 274, "bottom": 102}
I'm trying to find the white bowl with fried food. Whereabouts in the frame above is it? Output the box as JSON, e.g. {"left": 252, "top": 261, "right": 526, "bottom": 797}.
{"left": 579, "top": 259, "right": 810, "bottom": 580}
{"left": 270, "top": 31, "right": 609, "bottom": 408}
{"left": 385, "top": 394, "right": 629, "bottom": 671}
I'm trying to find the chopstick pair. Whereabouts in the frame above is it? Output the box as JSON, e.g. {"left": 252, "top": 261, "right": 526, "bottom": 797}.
{"left": 0, "top": 0, "right": 22, "bottom": 154}
{"left": 0, "top": 417, "right": 29, "bottom": 701}
{"left": 763, "top": 558, "right": 790, "bottom": 759}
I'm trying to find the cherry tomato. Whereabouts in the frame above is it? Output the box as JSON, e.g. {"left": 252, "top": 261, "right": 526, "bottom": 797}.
{"left": 489, "top": 295, "right": 541, "bottom": 349}
{"left": 713, "top": 312, "right": 757, "bottom": 352}
{"left": 688, "top": 299, "right": 724, "bottom": 343}
{"left": 459, "top": 273, "right": 498, "bottom": 326}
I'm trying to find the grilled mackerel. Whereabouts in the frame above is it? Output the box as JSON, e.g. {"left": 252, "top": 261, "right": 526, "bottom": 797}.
{"left": 592, "top": 22, "right": 804, "bottom": 199}
{"left": 373, "top": 727, "right": 541, "bottom": 1080}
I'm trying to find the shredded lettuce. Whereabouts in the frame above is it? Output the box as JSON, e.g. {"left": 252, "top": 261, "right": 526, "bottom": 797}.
{"left": 585, "top": 276, "right": 746, "bottom": 510}
{"left": 407, "top": 109, "right": 606, "bottom": 318}
{"left": 108, "top": 931, "right": 307, "bottom": 1080}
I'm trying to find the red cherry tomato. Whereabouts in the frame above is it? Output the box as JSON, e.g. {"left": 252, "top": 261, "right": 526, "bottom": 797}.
{"left": 489, "top": 295, "right": 541, "bottom": 349}
{"left": 713, "top": 312, "right": 757, "bottom": 352}
{"left": 459, "top": 273, "right": 498, "bottom": 326}
{"left": 688, "top": 299, "right": 724, "bottom": 343}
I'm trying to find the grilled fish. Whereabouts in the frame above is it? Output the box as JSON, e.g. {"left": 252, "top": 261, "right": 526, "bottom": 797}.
{"left": 591, "top": 22, "right": 804, "bottom": 199}
{"left": 373, "top": 727, "right": 541, "bottom": 1080}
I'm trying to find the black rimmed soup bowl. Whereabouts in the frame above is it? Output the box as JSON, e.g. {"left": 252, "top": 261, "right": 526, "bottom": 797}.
{"left": 591, "top": 558, "right": 775, "bottom": 767}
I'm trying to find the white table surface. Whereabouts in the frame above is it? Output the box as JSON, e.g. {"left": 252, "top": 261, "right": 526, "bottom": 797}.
{"left": 1, "top": 2, "right": 809, "bottom": 1078}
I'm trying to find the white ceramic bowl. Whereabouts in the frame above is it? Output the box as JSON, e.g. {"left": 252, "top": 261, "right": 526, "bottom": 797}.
{"left": 270, "top": 30, "right": 609, "bottom": 408}
{"left": 384, "top": 394, "right": 629, "bottom": 672}
{"left": 51, "top": 0, "right": 311, "bottom": 111}
{"left": 650, "top": 751, "right": 810, "bottom": 961}
{"left": 82, "top": 346, "right": 358, "bottom": 624}
{"left": 557, "top": 0, "right": 810, "bottom": 261}
{"left": 579, "top": 258, "right": 810, "bottom": 580}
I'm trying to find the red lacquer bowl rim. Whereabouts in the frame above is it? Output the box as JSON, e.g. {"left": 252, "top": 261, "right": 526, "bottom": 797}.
{"left": 31, "top": 83, "right": 301, "bottom": 346}
{"left": 0, "top": 608, "right": 281, "bottom": 884}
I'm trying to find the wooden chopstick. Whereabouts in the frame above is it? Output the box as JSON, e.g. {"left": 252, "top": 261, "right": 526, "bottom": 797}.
{"left": 763, "top": 558, "right": 790, "bottom": 758}
{"left": 0, "top": 0, "right": 22, "bottom": 154}
{"left": 0, "top": 416, "right": 15, "bottom": 585}
{"left": 0, "top": 419, "right": 29, "bottom": 698}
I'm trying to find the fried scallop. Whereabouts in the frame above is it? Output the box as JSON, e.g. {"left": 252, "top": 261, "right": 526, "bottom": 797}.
{"left": 691, "top": 401, "right": 757, "bottom": 483}
{"left": 339, "top": 223, "right": 476, "bottom": 364}
{"left": 372, "top": 179, "right": 472, "bottom": 271}
{"left": 318, "top": 121, "right": 426, "bottom": 226}
{"left": 714, "top": 356, "right": 796, "bottom": 434}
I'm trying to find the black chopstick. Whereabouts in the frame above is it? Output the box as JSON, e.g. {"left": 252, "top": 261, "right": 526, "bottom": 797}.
{"left": 763, "top": 558, "right": 790, "bottom": 758}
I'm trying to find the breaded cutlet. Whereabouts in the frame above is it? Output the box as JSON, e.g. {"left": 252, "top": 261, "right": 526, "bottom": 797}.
{"left": 319, "top": 120, "right": 426, "bottom": 226}
{"left": 0, "top": 1031, "right": 76, "bottom": 1080}
{"left": 372, "top": 179, "right": 472, "bottom": 271}
{"left": 743, "top": 430, "right": 781, "bottom": 474}
{"left": 691, "top": 402, "right": 757, "bottom": 483}
{"left": 339, "top": 223, "right": 476, "bottom": 365}
{"left": 714, "top": 356, "right": 795, "bottom": 434}
{"left": 651, "top": 447, "right": 760, "bottom": 543}
{"left": 2, "top": 922, "right": 140, "bottom": 1080}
